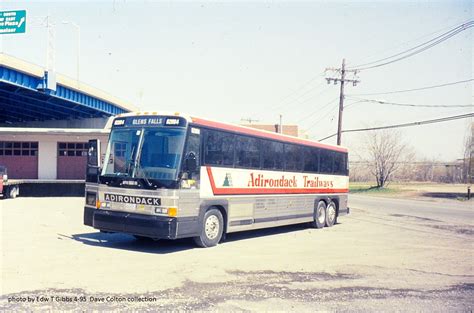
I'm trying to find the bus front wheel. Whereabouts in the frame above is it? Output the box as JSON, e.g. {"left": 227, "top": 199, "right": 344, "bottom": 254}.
{"left": 194, "top": 208, "right": 224, "bottom": 248}
{"left": 312, "top": 201, "right": 326, "bottom": 229}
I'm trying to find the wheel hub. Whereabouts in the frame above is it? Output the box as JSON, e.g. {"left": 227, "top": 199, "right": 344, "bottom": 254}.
{"left": 205, "top": 215, "right": 220, "bottom": 240}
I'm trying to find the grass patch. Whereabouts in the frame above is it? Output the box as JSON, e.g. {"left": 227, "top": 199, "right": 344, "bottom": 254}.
{"left": 349, "top": 182, "right": 471, "bottom": 200}
{"left": 349, "top": 183, "right": 402, "bottom": 195}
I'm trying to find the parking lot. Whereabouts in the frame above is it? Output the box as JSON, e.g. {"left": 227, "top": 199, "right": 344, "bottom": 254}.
{"left": 1, "top": 196, "right": 473, "bottom": 311}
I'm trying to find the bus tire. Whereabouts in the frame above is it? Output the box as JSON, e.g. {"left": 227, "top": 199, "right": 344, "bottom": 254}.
{"left": 325, "top": 201, "right": 337, "bottom": 227}
{"left": 9, "top": 186, "right": 17, "bottom": 199}
{"left": 312, "top": 201, "right": 326, "bottom": 229}
{"left": 193, "top": 208, "right": 224, "bottom": 248}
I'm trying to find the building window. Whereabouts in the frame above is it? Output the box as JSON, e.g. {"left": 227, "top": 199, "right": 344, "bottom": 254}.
{"left": 58, "top": 142, "right": 88, "bottom": 157}
{"left": 0, "top": 141, "right": 38, "bottom": 156}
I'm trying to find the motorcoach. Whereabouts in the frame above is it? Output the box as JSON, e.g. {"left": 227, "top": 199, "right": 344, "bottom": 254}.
{"left": 84, "top": 112, "right": 349, "bottom": 247}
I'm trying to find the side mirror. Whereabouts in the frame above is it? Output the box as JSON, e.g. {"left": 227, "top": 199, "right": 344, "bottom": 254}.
{"left": 185, "top": 152, "right": 197, "bottom": 172}
{"left": 87, "top": 139, "right": 101, "bottom": 167}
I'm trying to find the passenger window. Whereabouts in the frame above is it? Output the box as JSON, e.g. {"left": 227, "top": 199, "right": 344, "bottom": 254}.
{"left": 262, "top": 140, "right": 284, "bottom": 170}
{"left": 333, "top": 152, "right": 346, "bottom": 175}
{"left": 303, "top": 147, "right": 319, "bottom": 172}
{"left": 319, "top": 149, "right": 334, "bottom": 174}
{"left": 284, "top": 144, "right": 303, "bottom": 171}
{"left": 204, "top": 129, "right": 235, "bottom": 166}
{"left": 235, "top": 136, "right": 260, "bottom": 168}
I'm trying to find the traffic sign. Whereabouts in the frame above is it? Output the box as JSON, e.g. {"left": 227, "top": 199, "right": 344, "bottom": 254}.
{"left": 0, "top": 10, "right": 26, "bottom": 34}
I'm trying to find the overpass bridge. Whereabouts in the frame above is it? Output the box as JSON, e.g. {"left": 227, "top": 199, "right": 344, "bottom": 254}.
{"left": 0, "top": 53, "right": 138, "bottom": 181}
{"left": 0, "top": 53, "right": 137, "bottom": 124}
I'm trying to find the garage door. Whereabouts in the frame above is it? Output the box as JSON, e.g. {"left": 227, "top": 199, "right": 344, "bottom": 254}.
{"left": 0, "top": 141, "right": 39, "bottom": 179}
{"left": 57, "top": 142, "right": 88, "bottom": 179}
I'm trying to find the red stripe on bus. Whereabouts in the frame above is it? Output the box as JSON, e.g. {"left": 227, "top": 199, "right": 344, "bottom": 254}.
{"left": 192, "top": 117, "right": 348, "bottom": 153}
{"left": 206, "top": 167, "right": 348, "bottom": 195}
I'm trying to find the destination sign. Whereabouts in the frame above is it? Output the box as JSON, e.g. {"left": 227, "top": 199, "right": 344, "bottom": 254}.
{"left": 113, "top": 116, "right": 187, "bottom": 128}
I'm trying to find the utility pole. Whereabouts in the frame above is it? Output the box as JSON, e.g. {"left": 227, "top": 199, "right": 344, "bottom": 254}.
{"left": 325, "top": 58, "right": 360, "bottom": 145}
{"left": 45, "top": 15, "right": 56, "bottom": 73}
{"left": 279, "top": 114, "right": 283, "bottom": 134}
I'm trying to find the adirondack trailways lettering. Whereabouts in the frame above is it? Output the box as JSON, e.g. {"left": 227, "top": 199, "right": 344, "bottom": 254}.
{"left": 247, "top": 173, "right": 334, "bottom": 188}
{"left": 302, "top": 175, "right": 334, "bottom": 188}
{"left": 104, "top": 193, "right": 161, "bottom": 205}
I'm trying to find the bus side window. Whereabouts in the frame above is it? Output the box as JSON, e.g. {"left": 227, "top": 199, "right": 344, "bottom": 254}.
{"left": 204, "top": 129, "right": 234, "bottom": 166}
{"left": 320, "top": 149, "right": 334, "bottom": 174}
{"left": 262, "top": 140, "right": 284, "bottom": 170}
{"left": 303, "top": 146, "right": 319, "bottom": 173}
{"left": 284, "top": 144, "right": 303, "bottom": 172}
{"left": 333, "top": 152, "right": 345, "bottom": 175}
{"left": 235, "top": 135, "right": 260, "bottom": 169}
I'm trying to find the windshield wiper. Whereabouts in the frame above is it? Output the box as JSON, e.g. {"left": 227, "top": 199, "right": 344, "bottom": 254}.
{"left": 134, "top": 164, "right": 154, "bottom": 188}
{"left": 125, "top": 145, "right": 138, "bottom": 176}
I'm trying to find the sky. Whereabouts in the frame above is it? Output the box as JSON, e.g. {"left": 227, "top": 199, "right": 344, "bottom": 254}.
{"left": 1, "top": 0, "right": 472, "bottom": 161}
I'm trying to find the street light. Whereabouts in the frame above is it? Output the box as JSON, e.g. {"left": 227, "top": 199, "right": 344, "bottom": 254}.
{"left": 62, "top": 21, "right": 80, "bottom": 83}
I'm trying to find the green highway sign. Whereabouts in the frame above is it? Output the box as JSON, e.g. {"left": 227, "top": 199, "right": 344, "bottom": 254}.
{"left": 0, "top": 10, "right": 26, "bottom": 34}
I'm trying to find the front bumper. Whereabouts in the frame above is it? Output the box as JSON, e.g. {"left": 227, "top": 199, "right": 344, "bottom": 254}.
{"left": 84, "top": 207, "right": 177, "bottom": 239}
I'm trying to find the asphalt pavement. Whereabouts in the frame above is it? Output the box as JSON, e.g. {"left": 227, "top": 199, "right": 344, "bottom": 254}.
{"left": 1, "top": 196, "right": 472, "bottom": 311}
{"left": 349, "top": 194, "right": 473, "bottom": 225}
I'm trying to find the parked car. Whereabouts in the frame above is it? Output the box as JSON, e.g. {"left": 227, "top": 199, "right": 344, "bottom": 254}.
{"left": 0, "top": 166, "right": 20, "bottom": 199}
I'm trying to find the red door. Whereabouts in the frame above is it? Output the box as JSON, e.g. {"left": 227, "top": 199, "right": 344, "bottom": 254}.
{"left": 0, "top": 142, "right": 38, "bottom": 179}
{"left": 57, "top": 142, "right": 88, "bottom": 179}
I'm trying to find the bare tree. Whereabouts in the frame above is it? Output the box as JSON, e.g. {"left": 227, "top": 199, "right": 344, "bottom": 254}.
{"left": 463, "top": 123, "right": 473, "bottom": 184}
{"left": 365, "top": 129, "right": 408, "bottom": 188}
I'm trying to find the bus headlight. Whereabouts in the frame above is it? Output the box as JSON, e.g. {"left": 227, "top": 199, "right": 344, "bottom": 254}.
{"left": 154, "top": 207, "right": 178, "bottom": 217}
{"left": 86, "top": 192, "right": 96, "bottom": 207}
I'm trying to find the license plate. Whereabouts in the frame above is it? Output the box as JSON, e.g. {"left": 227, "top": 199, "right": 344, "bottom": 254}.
{"left": 111, "top": 202, "right": 136, "bottom": 211}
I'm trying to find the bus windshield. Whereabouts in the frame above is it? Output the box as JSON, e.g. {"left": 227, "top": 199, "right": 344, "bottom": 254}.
{"left": 101, "top": 127, "right": 187, "bottom": 183}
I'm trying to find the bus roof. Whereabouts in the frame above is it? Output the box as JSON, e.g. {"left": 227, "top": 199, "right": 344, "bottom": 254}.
{"left": 191, "top": 117, "right": 348, "bottom": 153}
{"left": 109, "top": 112, "right": 348, "bottom": 153}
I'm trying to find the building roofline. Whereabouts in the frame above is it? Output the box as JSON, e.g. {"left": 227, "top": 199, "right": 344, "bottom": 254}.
{"left": 0, "top": 127, "right": 110, "bottom": 135}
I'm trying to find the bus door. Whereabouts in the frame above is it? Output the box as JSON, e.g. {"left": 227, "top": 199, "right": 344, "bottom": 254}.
{"left": 181, "top": 127, "right": 201, "bottom": 189}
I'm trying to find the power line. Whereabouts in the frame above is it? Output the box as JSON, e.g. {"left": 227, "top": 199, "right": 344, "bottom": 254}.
{"left": 279, "top": 84, "right": 332, "bottom": 115}
{"left": 295, "top": 96, "right": 339, "bottom": 124}
{"left": 346, "top": 17, "right": 473, "bottom": 68}
{"left": 346, "top": 96, "right": 473, "bottom": 108}
{"left": 348, "top": 78, "right": 473, "bottom": 96}
{"left": 311, "top": 101, "right": 340, "bottom": 126}
{"left": 258, "top": 73, "right": 325, "bottom": 116}
{"left": 348, "top": 21, "right": 473, "bottom": 71}
{"left": 318, "top": 113, "right": 474, "bottom": 141}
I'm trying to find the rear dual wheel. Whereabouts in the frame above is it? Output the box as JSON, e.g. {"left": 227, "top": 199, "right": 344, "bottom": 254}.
{"left": 312, "top": 201, "right": 326, "bottom": 229}
{"left": 325, "top": 201, "right": 337, "bottom": 227}
{"left": 312, "top": 200, "right": 337, "bottom": 228}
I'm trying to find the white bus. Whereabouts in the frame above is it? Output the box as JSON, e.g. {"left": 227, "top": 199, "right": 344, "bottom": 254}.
{"left": 84, "top": 112, "right": 349, "bottom": 247}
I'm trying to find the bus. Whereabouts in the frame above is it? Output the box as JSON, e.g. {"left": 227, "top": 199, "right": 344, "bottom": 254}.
{"left": 83, "top": 112, "right": 349, "bottom": 247}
